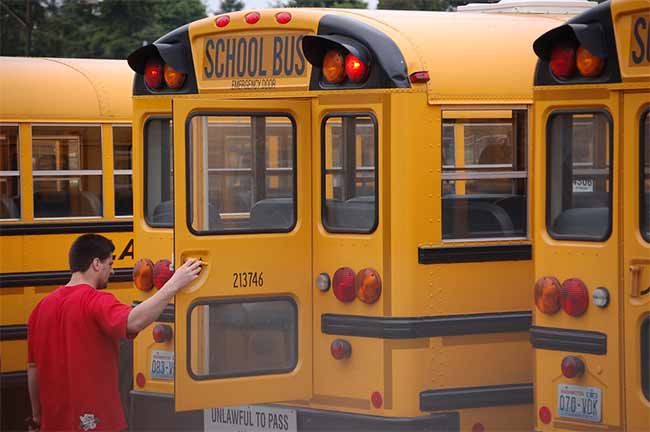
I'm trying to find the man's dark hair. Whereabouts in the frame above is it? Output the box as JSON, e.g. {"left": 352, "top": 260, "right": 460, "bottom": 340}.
{"left": 69, "top": 234, "right": 115, "bottom": 272}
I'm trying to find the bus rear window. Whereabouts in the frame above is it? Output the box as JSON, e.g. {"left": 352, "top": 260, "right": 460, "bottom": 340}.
{"left": 0, "top": 124, "right": 20, "bottom": 220}
{"left": 442, "top": 110, "right": 528, "bottom": 240}
{"left": 188, "top": 298, "right": 297, "bottom": 379}
{"left": 144, "top": 118, "right": 173, "bottom": 227}
{"left": 547, "top": 112, "right": 612, "bottom": 241}
{"left": 188, "top": 114, "right": 296, "bottom": 233}
{"left": 32, "top": 125, "right": 103, "bottom": 219}
{"left": 641, "top": 109, "right": 649, "bottom": 243}
{"left": 113, "top": 125, "right": 132, "bottom": 217}
{"left": 322, "top": 114, "right": 378, "bottom": 233}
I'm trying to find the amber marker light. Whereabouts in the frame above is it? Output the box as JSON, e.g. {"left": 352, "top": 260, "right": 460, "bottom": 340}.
{"left": 163, "top": 63, "right": 186, "bottom": 89}
{"left": 322, "top": 49, "right": 346, "bottom": 84}
{"left": 133, "top": 258, "right": 154, "bottom": 291}
{"left": 534, "top": 276, "right": 562, "bottom": 314}
{"left": 576, "top": 46, "right": 605, "bottom": 77}
{"left": 355, "top": 268, "right": 382, "bottom": 304}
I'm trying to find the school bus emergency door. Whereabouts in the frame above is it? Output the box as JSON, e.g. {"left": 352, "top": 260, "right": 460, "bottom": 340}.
{"left": 172, "top": 98, "right": 313, "bottom": 412}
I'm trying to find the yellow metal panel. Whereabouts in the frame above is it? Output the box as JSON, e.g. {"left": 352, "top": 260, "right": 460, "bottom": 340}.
{"left": 102, "top": 124, "right": 116, "bottom": 218}
{"left": 0, "top": 340, "right": 27, "bottom": 372}
{"left": 611, "top": 0, "right": 650, "bottom": 83}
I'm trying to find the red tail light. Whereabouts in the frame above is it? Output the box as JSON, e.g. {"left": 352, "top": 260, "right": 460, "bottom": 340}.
{"left": 144, "top": 58, "right": 164, "bottom": 89}
{"left": 133, "top": 258, "right": 154, "bottom": 291}
{"left": 153, "top": 259, "right": 174, "bottom": 289}
{"left": 472, "top": 423, "right": 485, "bottom": 432}
{"left": 215, "top": 15, "right": 230, "bottom": 28}
{"left": 561, "top": 278, "right": 589, "bottom": 317}
{"left": 534, "top": 276, "right": 562, "bottom": 314}
{"left": 561, "top": 355, "right": 585, "bottom": 378}
{"left": 332, "top": 267, "right": 356, "bottom": 302}
{"left": 330, "top": 339, "right": 352, "bottom": 360}
{"left": 345, "top": 53, "right": 369, "bottom": 83}
{"left": 409, "top": 71, "right": 430, "bottom": 83}
{"left": 371, "top": 391, "right": 383, "bottom": 408}
{"left": 275, "top": 12, "right": 292, "bottom": 24}
{"left": 136, "top": 372, "right": 146, "bottom": 388}
{"left": 153, "top": 324, "right": 173, "bottom": 343}
{"left": 550, "top": 45, "right": 576, "bottom": 79}
{"left": 539, "top": 406, "right": 552, "bottom": 424}
{"left": 355, "top": 268, "right": 382, "bottom": 304}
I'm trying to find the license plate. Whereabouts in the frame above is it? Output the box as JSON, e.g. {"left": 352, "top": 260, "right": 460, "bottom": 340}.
{"left": 150, "top": 350, "right": 174, "bottom": 380}
{"left": 204, "top": 405, "right": 297, "bottom": 432}
{"left": 558, "top": 384, "right": 602, "bottom": 422}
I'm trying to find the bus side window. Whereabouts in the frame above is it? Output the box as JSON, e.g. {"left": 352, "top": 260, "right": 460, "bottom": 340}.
{"left": 441, "top": 110, "right": 528, "bottom": 240}
{"left": 32, "top": 125, "right": 103, "bottom": 219}
{"left": 144, "top": 118, "right": 173, "bottom": 227}
{"left": 0, "top": 124, "right": 20, "bottom": 220}
{"left": 322, "top": 115, "right": 378, "bottom": 233}
{"left": 641, "top": 109, "right": 650, "bottom": 242}
{"left": 547, "top": 111, "right": 612, "bottom": 241}
{"left": 113, "top": 125, "right": 133, "bottom": 217}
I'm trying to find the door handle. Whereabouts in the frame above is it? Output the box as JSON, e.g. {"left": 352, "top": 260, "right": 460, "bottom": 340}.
{"left": 629, "top": 258, "right": 650, "bottom": 298}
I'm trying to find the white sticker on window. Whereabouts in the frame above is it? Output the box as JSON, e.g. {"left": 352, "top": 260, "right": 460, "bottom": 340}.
{"left": 573, "top": 179, "right": 594, "bottom": 193}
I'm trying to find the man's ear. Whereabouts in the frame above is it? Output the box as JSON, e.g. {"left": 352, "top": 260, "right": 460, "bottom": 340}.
{"left": 91, "top": 257, "right": 101, "bottom": 272}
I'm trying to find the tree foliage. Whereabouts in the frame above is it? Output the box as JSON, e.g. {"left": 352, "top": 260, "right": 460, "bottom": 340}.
{"left": 217, "top": 0, "right": 244, "bottom": 13}
{"left": 1, "top": 0, "right": 207, "bottom": 58}
{"left": 274, "top": 0, "right": 368, "bottom": 8}
{"left": 377, "top": 0, "right": 450, "bottom": 11}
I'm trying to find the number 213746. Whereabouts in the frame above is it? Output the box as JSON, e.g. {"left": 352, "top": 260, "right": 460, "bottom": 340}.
{"left": 233, "top": 272, "right": 264, "bottom": 288}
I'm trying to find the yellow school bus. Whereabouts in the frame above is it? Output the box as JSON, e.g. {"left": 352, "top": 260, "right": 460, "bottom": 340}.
{"left": 126, "top": 5, "right": 583, "bottom": 431}
{"left": 530, "top": 0, "right": 650, "bottom": 430}
{"left": 0, "top": 57, "right": 136, "bottom": 431}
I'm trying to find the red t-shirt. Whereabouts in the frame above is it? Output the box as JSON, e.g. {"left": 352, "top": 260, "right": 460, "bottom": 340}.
{"left": 28, "top": 284, "right": 133, "bottom": 431}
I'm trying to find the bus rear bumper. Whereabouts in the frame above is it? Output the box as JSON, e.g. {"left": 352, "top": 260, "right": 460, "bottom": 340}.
{"left": 129, "top": 391, "right": 460, "bottom": 432}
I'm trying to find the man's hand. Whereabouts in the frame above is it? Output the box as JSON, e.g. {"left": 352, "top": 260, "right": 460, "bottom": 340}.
{"left": 162, "top": 259, "right": 202, "bottom": 294}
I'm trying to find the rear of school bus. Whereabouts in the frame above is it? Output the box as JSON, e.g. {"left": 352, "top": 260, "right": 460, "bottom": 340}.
{"left": 126, "top": 8, "right": 563, "bottom": 431}
{"left": 530, "top": 0, "right": 650, "bottom": 430}
{"left": 0, "top": 57, "right": 136, "bottom": 431}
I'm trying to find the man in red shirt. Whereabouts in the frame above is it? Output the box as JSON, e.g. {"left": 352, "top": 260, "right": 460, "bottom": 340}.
{"left": 27, "top": 234, "right": 201, "bottom": 431}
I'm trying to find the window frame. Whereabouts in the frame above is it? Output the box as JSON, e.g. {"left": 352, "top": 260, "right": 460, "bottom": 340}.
{"left": 185, "top": 111, "right": 298, "bottom": 236}
{"left": 320, "top": 112, "right": 379, "bottom": 234}
{"left": 545, "top": 109, "right": 614, "bottom": 242}
{"left": 640, "top": 107, "right": 650, "bottom": 243}
{"left": 0, "top": 123, "right": 21, "bottom": 221}
{"left": 112, "top": 123, "right": 133, "bottom": 218}
{"left": 144, "top": 116, "right": 173, "bottom": 228}
{"left": 31, "top": 123, "right": 104, "bottom": 220}
{"left": 186, "top": 296, "right": 298, "bottom": 381}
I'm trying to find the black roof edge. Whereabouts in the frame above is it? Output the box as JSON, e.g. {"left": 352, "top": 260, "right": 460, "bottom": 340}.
{"left": 303, "top": 34, "right": 372, "bottom": 66}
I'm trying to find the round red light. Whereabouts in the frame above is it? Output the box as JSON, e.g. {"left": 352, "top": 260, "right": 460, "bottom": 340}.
{"left": 332, "top": 267, "right": 356, "bottom": 302}
{"left": 561, "top": 355, "right": 585, "bottom": 378}
{"left": 472, "top": 423, "right": 485, "bottom": 432}
{"left": 345, "top": 53, "right": 369, "bottom": 83}
{"left": 153, "top": 324, "right": 173, "bottom": 343}
{"left": 144, "top": 58, "right": 163, "bottom": 89}
{"left": 215, "top": 15, "right": 230, "bottom": 28}
{"left": 539, "top": 406, "right": 552, "bottom": 424}
{"left": 245, "top": 12, "right": 261, "bottom": 24}
{"left": 330, "top": 339, "right": 352, "bottom": 360}
{"left": 560, "top": 278, "right": 589, "bottom": 317}
{"left": 136, "top": 372, "right": 146, "bottom": 388}
{"left": 550, "top": 44, "right": 576, "bottom": 79}
{"left": 133, "top": 258, "right": 154, "bottom": 291}
{"left": 371, "top": 391, "right": 383, "bottom": 408}
{"left": 276, "top": 12, "right": 292, "bottom": 24}
{"left": 153, "top": 259, "right": 174, "bottom": 289}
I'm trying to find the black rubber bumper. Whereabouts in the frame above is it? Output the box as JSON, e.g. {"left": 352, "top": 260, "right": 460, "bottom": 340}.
{"left": 129, "top": 391, "right": 459, "bottom": 432}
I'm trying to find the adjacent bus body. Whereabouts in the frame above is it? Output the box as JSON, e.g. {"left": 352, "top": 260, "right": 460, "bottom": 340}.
{"left": 530, "top": 0, "right": 650, "bottom": 430}
{"left": 0, "top": 57, "right": 136, "bottom": 431}
{"left": 126, "top": 6, "right": 577, "bottom": 432}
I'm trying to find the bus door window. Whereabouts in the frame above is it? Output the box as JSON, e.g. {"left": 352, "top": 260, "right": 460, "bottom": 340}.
{"left": 144, "top": 118, "right": 173, "bottom": 227}
{"left": 547, "top": 111, "right": 612, "bottom": 240}
{"left": 32, "top": 125, "right": 103, "bottom": 218}
{"left": 113, "top": 125, "right": 132, "bottom": 217}
{"left": 322, "top": 114, "right": 378, "bottom": 233}
{"left": 441, "top": 110, "right": 528, "bottom": 240}
{"left": 187, "top": 114, "right": 296, "bottom": 233}
{"left": 641, "top": 109, "right": 650, "bottom": 242}
{"left": 0, "top": 124, "right": 20, "bottom": 220}
{"left": 188, "top": 298, "right": 297, "bottom": 379}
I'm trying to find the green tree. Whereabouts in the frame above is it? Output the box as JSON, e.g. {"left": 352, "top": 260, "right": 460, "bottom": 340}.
{"left": 377, "top": 0, "right": 449, "bottom": 10}
{"left": 217, "top": 0, "right": 244, "bottom": 13}
{"left": 275, "top": 0, "right": 368, "bottom": 8}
